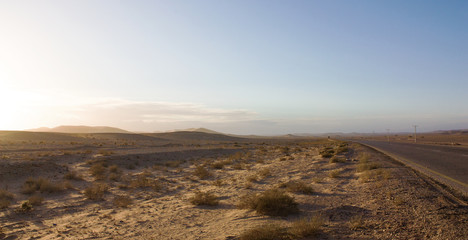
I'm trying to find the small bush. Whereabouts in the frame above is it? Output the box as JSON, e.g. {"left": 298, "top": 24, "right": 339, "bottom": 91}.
{"left": 21, "top": 177, "right": 64, "bottom": 194}
{"left": 258, "top": 168, "right": 271, "bottom": 178}
{"left": 349, "top": 215, "right": 364, "bottom": 230}
{"left": 239, "top": 224, "right": 289, "bottom": 240}
{"left": 84, "top": 183, "right": 109, "bottom": 200}
{"left": 232, "top": 163, "right": 244, "bottom": 170}
{"left": 19, "top": 200, "right": 33, "bottom": 212}
{"left": 113, "top": 195, "right": 132, "bottom": 208}
{"left": 189, "top": 191, "right": 219, "bottom": 206}
{"left": 330, "top": 156, "right": 346, "bottom": 163}
{"left": 246, "top": 175, "right": 258, "bottom": 183}
{"left": 335, "top": 146, "right": 349, "bottom": 154}
{"left": 238, "top": 189, "right": 299, "bottom": 216}
{"left": 193, "top": 166, "right": 212, "bottom": 179}
{"left": 130, "top": 175, "right": 162, "bottom": 191}
{"left": 89, "top": 163, "right": 107, "bottom": 180}
{"left": 64, "top": 171, "right": 83, "bottom": 180}
{"left": 28, "top": 194, "right": 44, "bottom": 206}
{"left": 165, "top": 160, "right": 184, "bottom": 168}
{"left": 0, "top": 189, "right": 14, "bottom": 209}
{"left": 320, "top": 147, "right": 335, "bottom": 158}
{"left": 289, "top": 215, "right": 324, "bottom": 238}
{"left": 280, "top": 180, "right": 314, "bottom": 194}
{"left": 109, "top": 165, "right": 122, "bottom": 174}
{"left": 211, "top": 161, "right": 225, "bottom": 169}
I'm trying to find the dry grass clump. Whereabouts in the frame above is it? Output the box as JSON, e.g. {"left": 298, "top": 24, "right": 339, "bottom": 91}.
{"left": 165, "top": 160, "right": 184, "bottom": 168}
{"left": 21, "top": 177, "right": 64, "bottom": 194}
{"left": 130, "top": 175, "right": 162, "bottom": 191}
{"left": 109, "top": 165, "right": 122, "bottom": 174}
{"left": 239, "top": 224, "right": 289, "bottom": 240}
{"left": 28, "top": 194, "right": 44, "bottom": 206}
{"left": 239, "top": 216, "right": 324, "bottom": 240}
{"left": 84, "top": 183, "right": 109, "bottom": 200}
{"left": 289, "top": 215, "right": 324, "bottom": 238}
{"left": 64, "top": 170, "right": 83, "bottom": 181}
{"left": 238, "top": 189, "right": 299, "bottom": 216}
{"left": 113, "top": 195, "right": 132, "bottom": 208}
{"left": 193, "top": 165, "right": 212, "bottom": 179}
{"left": 319, "top": 147, "right": 335, "bottom": 158}
{"left": 335, "top": 145, "right": 349, "bottom": 154}
{"left": 349, "top": 215, "right": 364, "bottom": 230}
{"left": 329, "top": 155, "right": 346, "bottom": 163}
{"left": 0, "top": 189, "right": 14, "bottom": 209}
{"left": 246, "top": 175, "right": 258, "bottom": 183}
{"left": 232, "top": 163, "right": 245, "bottom": 170}
{"left": 357, "top": 162, "right": 381, "bottom": 172}
{"left": 211, "top": 161, "right": 225, "bottom": 169}
{"left": 280, "top": 180, "right": 314, "bottom": 194}
{"left": 89, "top": 163, "right": 107, "bottom": 180}
{"left": 258, "top": 168, "right": 272, "bottom": 178}
{"left": 19, "top": 200, "right": 33, "bottom": 212}
{"left": 329, "top": 169, "right": 341, "bottom": 178}
{"left": 189, "top": 191, "right": 219, "bottom": 206}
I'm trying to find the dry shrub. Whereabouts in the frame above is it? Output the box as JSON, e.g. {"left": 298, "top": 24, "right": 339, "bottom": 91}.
{"left": 312, "top": 177, "right": 323, "bottom": 183}
{"left": 335, "top": 146, "right": 349, "bottom": 154}
{"left": 359, "top": 171, "right": 373, "bottom": 183}
{"left": 212, "top": 179, "right": 224, "bottom": 187}
{"left": 89, "top": 163, "right": 107, "bottom": 180}
{"left": 238, "top": 189, "right": 299, "bottom": 216}
{"left": 239, "top": 224, "right": 289, "bottom": 240}
{"left": 21, "top": 177, "right": 64, "bottom": 194}
{"left": 246, "top": 175, "right": 258, "bottom": 183}
{"left": 193, "top": 165, "right": 212, "bottom": 179}
{"left": 19, "top": 200, "right": 33, "bottom": 212}
{"left": 357, "top": 162, "right": 380, "bottom": 172}
{"left": 0, "top": 189, "right": 14, "bottom": 209}
{"left": 319, "top": 147, "right": 334, "bottom": 158}
{"left": 258, "top": 168, "right": 271, "bottom": 178}
{"left": 211, "top": 161, "right": 225, "bottom": 169}
{"left": 130, "top": 175, "right": 162, "bottom": 191}
{"left": 280, "top": 180, "right": 314, "bottom": 194}
{"left": 28, "top": 194, "right": 44, "bottom": 206}
{"left": 64, "top": 171, "right": 83, "bottom": 180}
{"left": 109, "top": 165, "right": 122, "bottom": 174}
{"left": 84, "top": 183, "right": 109, "bottom": 200}
{"left": 189, "top": 191, "right": 219, "bottom": 206}
{"left": 165, "top": 160, "right": 184, "bottom": 168}
{"left": 289, "top": 215, "right": 324, "bottom": 238}
{"left": 329, "top": 169, "right": 341, "bottom": 178}
{"left": 113, "top": 195, "right": 132, "bottom": 208}
{"left": 330, "top": 155, "right": 346, "bottom": 163}
{"left": 233, "top": 163, "right": 245, "bottom": 170}
{"left": 349, "top": 215, "right": 364, "bottom": 230}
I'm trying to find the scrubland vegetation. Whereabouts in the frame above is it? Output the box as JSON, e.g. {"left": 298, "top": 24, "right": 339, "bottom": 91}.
{"left": 0, "top": 135, "right": 466, "bottom": 239}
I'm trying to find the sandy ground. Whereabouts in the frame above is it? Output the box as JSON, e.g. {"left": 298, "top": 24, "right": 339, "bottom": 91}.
{"left": 1, "top": 139, "right": 467, "bottom": 239}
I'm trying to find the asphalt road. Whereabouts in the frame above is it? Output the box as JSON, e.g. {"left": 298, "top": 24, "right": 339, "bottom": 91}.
{"left": 356, "top": 140, "right": 468, "bottom": 195}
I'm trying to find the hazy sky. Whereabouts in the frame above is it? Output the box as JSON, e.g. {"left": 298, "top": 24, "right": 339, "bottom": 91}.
{"left": 1, "top": 1, "right": 467, "bottom": 135}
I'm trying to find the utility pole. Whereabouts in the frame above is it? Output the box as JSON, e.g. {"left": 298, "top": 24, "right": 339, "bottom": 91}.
{"left": 386, "top": 129, "right": 390, "bottom": 142}
{"left": 413, "top": 125, "right": 418, "bottom": 143}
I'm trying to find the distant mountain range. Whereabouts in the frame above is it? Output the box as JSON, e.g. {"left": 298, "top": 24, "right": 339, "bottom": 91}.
{"left": 29, "top": 125, "right": 131, "bottom": 134}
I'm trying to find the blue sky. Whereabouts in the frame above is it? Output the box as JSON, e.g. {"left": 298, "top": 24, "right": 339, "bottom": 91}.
{"left": 0, "top": 1, "right": 467, "bottom": 134}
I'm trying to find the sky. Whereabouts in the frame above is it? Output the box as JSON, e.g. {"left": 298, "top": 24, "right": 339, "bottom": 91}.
{"left": 0, "top": 1, "right": 467, "bottom": 135}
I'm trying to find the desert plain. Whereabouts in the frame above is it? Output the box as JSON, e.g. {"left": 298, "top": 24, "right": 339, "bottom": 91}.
{"left": 1, "top": 130, "right": 467, "bottom": 239}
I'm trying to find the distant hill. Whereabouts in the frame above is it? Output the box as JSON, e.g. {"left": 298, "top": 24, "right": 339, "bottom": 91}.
{"left": 431, "top": 129, "right": 468, "bottom": 135}
{"left": 148, "top": 131, "right": 244, "bottom": 142}
{"left": 30, "top": 125, "right": 131, "bottom": 134}
{"left": 0, "top": 131, "right": 83, "bottom": 141}
{"left": 167, "top": 128, "right": 222, "bottom": 134}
